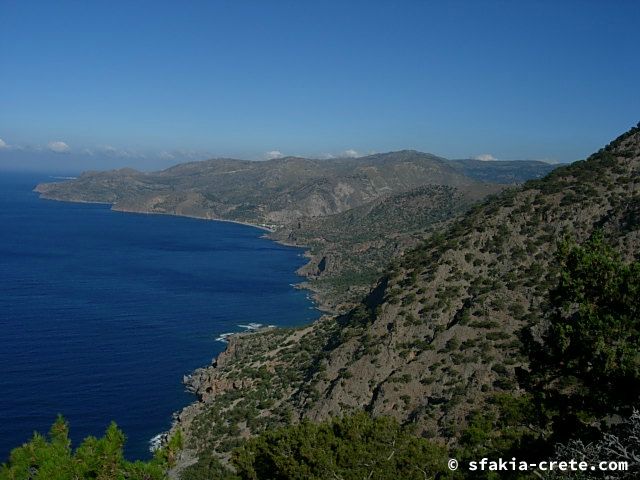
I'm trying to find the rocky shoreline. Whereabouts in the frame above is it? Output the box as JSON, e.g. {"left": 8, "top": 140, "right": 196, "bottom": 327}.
{"left": 164, "top": 325, "right": 315, "bottom": 475}
{"left": 145, "top": 331, "right": 259, "bottom": 474}
{"left": 30, "top": 152, "right": 568, "bottom": 476}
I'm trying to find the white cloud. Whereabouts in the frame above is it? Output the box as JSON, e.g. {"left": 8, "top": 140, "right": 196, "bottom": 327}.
{"left": 48, "top": 141, "right": 70, "bottom": 153}
{"left": 159, "top": 151, "right": 176, "bottom": 160}
{"left": 101, "top": 145, "right": 119, "bottom": 155}
{"left": 318, "top": 149, "right": 367, "bottom": 159}
{"left": 265, "top": 150, "right": 284, "bottom": 160}
{"left": 0, "top": 138, "right": 7, "bottom": 149}
{"left": 342, "top": 149, "right": 359, "bottom": 158}
{"left": 474, "top": 153, "right": 497, "bottom": 161}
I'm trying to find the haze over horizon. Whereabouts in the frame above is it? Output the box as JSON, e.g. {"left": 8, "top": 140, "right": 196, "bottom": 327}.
{"left": 1, "top": 1, "right": 639, "bottom": 172}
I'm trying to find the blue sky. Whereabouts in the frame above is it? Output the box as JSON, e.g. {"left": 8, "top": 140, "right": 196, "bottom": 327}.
{"left": 1, "top": 0, "right": 639, "bottom": 171}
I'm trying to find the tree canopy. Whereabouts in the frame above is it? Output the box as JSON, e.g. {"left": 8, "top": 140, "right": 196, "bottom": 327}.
{"left": 0, "top": 416, "right": 167, "bottom": 480}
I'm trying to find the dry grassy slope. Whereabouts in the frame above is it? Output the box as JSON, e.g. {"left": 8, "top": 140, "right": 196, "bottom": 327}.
{"left": 173, "top": 125, "right": 640, "bottom": 463}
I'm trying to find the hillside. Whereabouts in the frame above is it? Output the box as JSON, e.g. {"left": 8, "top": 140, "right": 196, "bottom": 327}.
{"left": 36, "top": 152, "right": 550, "bottom": 310}
{"left": 169, "top": 124, "right": 640, "bottom": 477}
{"left": 271, "top": 183, "right": 503, "bottom": 309}
{"left": 35, "top": 153, "right": 553, "bottom": 227}
{"left": 35, "top": 151, "right": 477, "bottom": 226}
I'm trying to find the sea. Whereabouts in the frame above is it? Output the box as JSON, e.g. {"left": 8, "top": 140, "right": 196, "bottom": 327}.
{"left": 0, "top": 172, "right": 320, "bottom": 460}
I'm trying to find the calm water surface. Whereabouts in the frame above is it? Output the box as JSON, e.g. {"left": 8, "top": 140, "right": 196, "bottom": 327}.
{"left": 0, "top": 172, "right": 319, "bottom": 460}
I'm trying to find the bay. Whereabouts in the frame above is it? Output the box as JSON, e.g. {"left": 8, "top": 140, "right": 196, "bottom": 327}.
{"left": 0, "top": 172, "right": 318, "bottom": 460}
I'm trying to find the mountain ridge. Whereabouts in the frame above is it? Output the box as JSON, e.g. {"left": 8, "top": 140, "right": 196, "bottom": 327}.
{"left": 35, "top": 151, "right": 555, "bottom": 226}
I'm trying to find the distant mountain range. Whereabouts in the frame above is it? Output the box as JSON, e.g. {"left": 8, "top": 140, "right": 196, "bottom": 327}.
{"left": 36, "top": 151, "right": 555, "bottom": 227}
{"left": 448, "top": 158, "right": 558, "bottom": 183}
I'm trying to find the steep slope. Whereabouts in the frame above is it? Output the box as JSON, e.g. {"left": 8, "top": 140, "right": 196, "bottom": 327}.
{"left": 172, "top": 124, "right": 640, "bottom": 472}
{"left": 302, "top": 125, "right": 639, "bottom": 431}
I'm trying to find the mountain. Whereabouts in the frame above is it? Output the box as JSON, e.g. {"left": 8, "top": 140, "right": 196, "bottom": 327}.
{"left": 169, "top": 124, "right": 640, "bottom": 476}
{"left": 36, "top": 151, "right": 477, "bottom": 226}
{"left": 36, "top": 151, "right": 552, "bottom": 310}
{"left": 35, "top": 152, "right": 555, "bottom": 228}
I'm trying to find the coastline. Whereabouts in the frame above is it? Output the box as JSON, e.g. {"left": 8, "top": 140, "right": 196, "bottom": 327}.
{"left": 34, "top": 191, "right": 275, "bottom": 233}
{"left": 34, "top": 189, "right": 332, "bottom": 464}
{"left": 112, "top": 207, "right": 275, "bottom": 233}
{"left": 165, "top": 321, "right": 323, "bottom": 475}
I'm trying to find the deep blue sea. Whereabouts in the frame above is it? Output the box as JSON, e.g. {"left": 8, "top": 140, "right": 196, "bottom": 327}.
{"left": 0, "top": 172, "right": 319, "bottom": 461}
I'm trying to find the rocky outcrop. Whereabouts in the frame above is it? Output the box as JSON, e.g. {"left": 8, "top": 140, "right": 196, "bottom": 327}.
{"left": 182, "top": 336, "right": 256, "bottom": 401}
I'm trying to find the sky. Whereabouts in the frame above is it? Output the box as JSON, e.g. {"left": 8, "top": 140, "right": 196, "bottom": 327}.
{"left": 1, "top": 0, "right": 639, "bottom": 172}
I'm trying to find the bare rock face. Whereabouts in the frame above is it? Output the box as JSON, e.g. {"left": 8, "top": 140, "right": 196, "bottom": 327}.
{"left": 182, "top": 336, "right": 257, "bottom": 402}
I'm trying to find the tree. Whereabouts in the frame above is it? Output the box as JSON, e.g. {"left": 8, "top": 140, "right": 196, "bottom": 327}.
{"left": 526, "top": 232, "right": 640, "bottom": 439}
{"left": 544, "top": 410, "right": 640, "bottom": 480}
{"left": 0, "top": 418, "right": 167, "bottom": 480}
